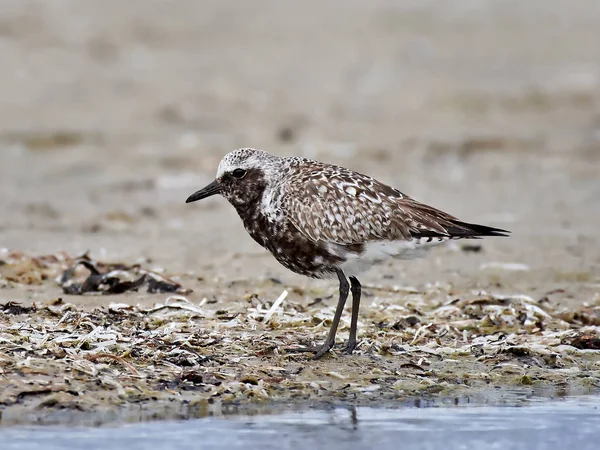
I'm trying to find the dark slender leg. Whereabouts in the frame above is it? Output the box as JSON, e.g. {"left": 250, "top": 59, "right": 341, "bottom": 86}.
{"left": 287, "top": 270, "right": 350, "bottom": 359}
{"left": 345, "top": 276, "right": 361, "bottom": 354}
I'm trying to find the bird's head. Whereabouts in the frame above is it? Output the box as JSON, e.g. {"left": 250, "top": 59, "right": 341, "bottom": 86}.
{"left": 186, "top": 148, "right": 279, "bottom": 208}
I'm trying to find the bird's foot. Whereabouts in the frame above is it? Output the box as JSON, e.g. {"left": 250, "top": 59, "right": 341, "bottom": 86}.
{"left": 344, "top": 339, "right": 358, "bottom": 355}
{"left": 286, "top": 340, "right": 335, "bottom": 359}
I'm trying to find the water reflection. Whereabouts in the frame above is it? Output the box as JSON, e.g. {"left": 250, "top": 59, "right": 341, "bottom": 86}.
{"left": 1, "top": 397, "right": 600, "bottom": 450}
{"left": 0, "top": 385, "right": 594, "bottom": 427}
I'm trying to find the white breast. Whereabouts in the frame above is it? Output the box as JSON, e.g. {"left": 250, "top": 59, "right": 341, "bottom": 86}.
{"left": 260, "top": 186, "right": 282, "bottom": 222}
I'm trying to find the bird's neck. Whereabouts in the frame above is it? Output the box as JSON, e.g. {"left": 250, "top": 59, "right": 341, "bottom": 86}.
{"left": 233, "top": 185, "right": 283, "bottom": 247}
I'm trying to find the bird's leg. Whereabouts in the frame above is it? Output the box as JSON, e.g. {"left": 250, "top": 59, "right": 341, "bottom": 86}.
{"left": 287, "top": 270, "right": 350, "bottom": 359}
{"left": 345, "top": 276, "right": 361, "bottom": 354}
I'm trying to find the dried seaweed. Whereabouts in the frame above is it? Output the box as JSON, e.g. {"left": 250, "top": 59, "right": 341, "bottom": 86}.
{"left": 57, "top": 254, "right": 190, "bottom": 295}
{"left": 0, "top": 250, "right": 191, "bottom": 296}
{"left": 0, "top": 267, "right": 599, "bottom": 421}
{"left": 564, "top": 332, "right": 600, "bottom": 350}
{"left": 1, "top": 302, "right": 37, "bottom": 315}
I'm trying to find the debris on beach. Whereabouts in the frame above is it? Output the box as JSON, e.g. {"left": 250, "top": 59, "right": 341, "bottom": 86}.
{"left": 0, "top": 249, "right": 191, "bottom": 295}
{"left": 0, "top": 249, "right": 70, "bottom": 285}
{"left": 57, "top": 253, "right": 191, "bottom": 295}
{"left": 0, "top": 282, "right": 598, "bottom": 424}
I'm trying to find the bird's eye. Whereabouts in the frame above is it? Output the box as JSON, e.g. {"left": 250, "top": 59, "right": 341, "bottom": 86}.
{"left": 231, "top": 168, "right": 246, "bottom": 179}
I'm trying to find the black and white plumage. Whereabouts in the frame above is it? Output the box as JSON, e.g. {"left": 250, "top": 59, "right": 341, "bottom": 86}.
{"left": 186, "top": 148, "right": 509, "bottom": 358}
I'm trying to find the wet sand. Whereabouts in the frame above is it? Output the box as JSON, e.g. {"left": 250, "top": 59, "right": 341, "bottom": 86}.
{"left": 1, "top": 0, "right": 599, "bottom": 423}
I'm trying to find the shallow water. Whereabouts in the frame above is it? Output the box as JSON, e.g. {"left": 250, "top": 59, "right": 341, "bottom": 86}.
{"left": 2, "top": 397, "right": 600, "bottom": 450}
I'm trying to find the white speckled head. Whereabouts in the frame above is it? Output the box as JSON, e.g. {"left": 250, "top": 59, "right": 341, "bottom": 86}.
{"left": 215, "top": 148, "right": 279, "bottom": 181}
{"left": 186, "top": 148, "right": 284, "bottom": 206}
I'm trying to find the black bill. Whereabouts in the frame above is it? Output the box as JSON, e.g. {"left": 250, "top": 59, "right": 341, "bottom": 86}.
{"left": 186, "top": 180, "right": 221, "bottom": 203}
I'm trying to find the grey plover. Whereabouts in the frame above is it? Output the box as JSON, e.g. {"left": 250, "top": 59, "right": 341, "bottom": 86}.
{"left": 186, "top": 148, "right": 509, "bottom": 359}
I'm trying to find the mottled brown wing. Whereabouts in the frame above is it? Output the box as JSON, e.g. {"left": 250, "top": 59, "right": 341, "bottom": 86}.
{"left": 283, "top": 165, "right": 459, "bottom": 245}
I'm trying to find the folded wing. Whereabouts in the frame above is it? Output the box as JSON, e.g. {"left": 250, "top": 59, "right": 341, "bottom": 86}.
{"left": 283, "top": 165, "right": 508, "bottom": 245}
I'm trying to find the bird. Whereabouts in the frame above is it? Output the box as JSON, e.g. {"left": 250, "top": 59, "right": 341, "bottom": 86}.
{"left": 186, "top": 148, "right": 509, "bottom": 359}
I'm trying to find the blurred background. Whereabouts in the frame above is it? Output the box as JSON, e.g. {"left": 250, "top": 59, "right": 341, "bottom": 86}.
{"left": 1, "top": 0, "right": 599, "bottom": 297}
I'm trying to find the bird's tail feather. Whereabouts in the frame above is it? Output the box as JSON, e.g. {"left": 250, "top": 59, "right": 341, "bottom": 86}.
{"left": 447, "top": 221, "right": 510, "bottom": 238}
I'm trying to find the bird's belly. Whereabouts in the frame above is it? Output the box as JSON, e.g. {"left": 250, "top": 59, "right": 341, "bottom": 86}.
{"left": 242, "top": 216, "right": 342, "bottom": 278}
{"left": 265, "top": 242, "right": 341, "bottom": 279}
{"left": 334, "top": 237, "right": 449, "bottom": 277}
